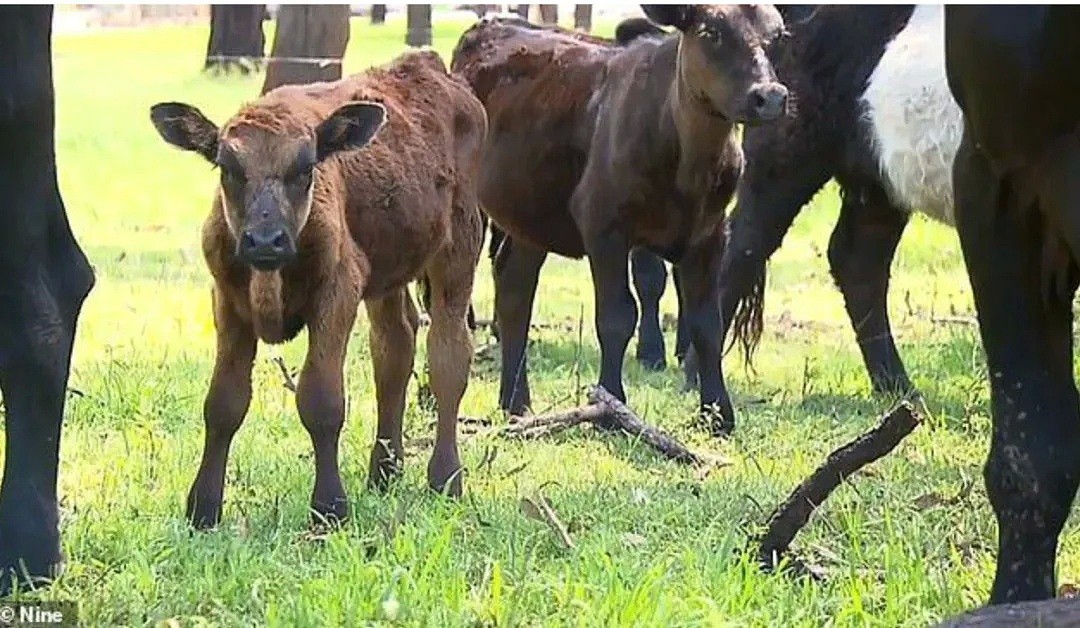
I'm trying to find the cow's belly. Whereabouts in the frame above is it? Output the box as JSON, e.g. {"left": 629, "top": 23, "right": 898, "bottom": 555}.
{"left": 861, "top": 4, "right": 962, "bottom": 227}
{"left": 478, "top": 136, "right": 586, "bottom": 258}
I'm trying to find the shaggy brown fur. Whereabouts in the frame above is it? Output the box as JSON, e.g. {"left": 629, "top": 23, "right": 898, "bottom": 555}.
{"left": 451, "top": 6, "right": 787, "bottom": 435}
{"left": 150, "top": 50, "right": 486, "bottom": 528}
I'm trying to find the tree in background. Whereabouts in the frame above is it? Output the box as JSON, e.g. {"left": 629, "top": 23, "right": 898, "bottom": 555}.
{"left": 574, "top": 5, "right": 591, "bottom": 32}
{"left": 406, "top": 4, "right": 432, "bottom": 47}
{"left": 204, "top": 4, "right": 265, "bottom": 74}
{"left": 371, "top": 4, "right": 386, "bottom": 25}
{"left": 538, "top": 4, "right": 557, "bottom": 25}
{"left": 261, "top": 5, "right": 350, "bottom": 95}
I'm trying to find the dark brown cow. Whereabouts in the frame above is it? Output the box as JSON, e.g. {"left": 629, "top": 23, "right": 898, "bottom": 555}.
{"left": 452, "top": 5, "right": 788, "bottom": 434}
{"left": 946, "top": 6, "right": 1080, "bottom": 606}
{"left": 0, "top": 6, "right": 95, "bottom": 594}
{"left": 150, "top": 50, "right": 486, "bottom": 528}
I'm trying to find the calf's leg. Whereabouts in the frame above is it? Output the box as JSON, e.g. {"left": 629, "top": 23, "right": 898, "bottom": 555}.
{"left": 676, "top": 231, "right": 729, "bottom": 435}
{"left": 365, "top": 288, "right": 418, "bottom": 491}
{"left": 494, "top": 236, "right": 546, "bottom": 415}
{"left": 585, "top": 232, "right": 637, "bottom": 406}
{"left": 296, "top": 282, "right": 360, "bottom": 524}
{"left": 827, "top": 182, "right": 912, "bottom": 396}
{"left": 423, "top": 203, "right": 481, "bottom": 496}
{"left": 953, "top": 132, "right": 1080, "bottom": 604}
{"left": 631, "top": 247, "right": 669, "bottom": 371}
{"left": 186, "top": 289, "right": 256, "bottom": 529}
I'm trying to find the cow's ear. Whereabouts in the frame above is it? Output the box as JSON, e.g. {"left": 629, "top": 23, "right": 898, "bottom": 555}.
{"left": 149, "top": 102, "right": 219, "bottom": 162}
{"left": 641, "top": 5, "right": 698, "bottom": 32}
{"left": 315, "top": 101, "right": 387, "bottom": 161}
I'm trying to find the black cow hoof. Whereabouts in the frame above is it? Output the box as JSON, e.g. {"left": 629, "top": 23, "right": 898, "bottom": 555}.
{"left": 310, "top": 497, "right": 349, "bottom": 528}
{"left": 0, "top": 564, "right": 62, "bottom": 598}
{"left": 185, "top": 499, "right": 224, "bottom": 531}
{"left": 710, "top": 420, "right": 734, "bottom": 439}
{"left": 0, "top": 526, "right": 63, "bottom": 597}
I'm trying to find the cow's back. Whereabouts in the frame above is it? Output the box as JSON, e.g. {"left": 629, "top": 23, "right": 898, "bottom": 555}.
{"left": 451, "top": 19, "right": 616, "bottom": 258}
{"left": 289, "top": 51, "right": 486, "bottom": 298}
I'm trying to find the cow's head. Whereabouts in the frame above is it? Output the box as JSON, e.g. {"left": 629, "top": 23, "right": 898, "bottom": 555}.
{"left": 642, "top": 4, "right": 789, "bottom": 124}
{"left": 149, "top": 100, "right": 387, "bottom": 271}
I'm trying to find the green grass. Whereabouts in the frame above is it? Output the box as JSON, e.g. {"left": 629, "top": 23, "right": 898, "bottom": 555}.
{"left": 7, "top": 14, "right": 1078, "bottom": 626}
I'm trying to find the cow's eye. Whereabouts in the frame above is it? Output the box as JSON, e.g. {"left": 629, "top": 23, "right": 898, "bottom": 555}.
{"left": 219, "top": 164, "right": 246, "bottom": 185}
{"left": 288, "top": 163, "right": 314, "bottom": 187}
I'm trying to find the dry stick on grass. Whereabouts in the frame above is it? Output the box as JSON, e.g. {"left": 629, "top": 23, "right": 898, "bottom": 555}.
{"left": 757, "top": 401, "right": 923, "bottom": 574}
{"left": 273, "top": 355, "right": 298, "bottom": 393}
{"left": 520, "top": 495, "right": 575, "bottom": 549}
{"left": 931, "top": 315, "right": 978, "bottom": 326}
{"left": 505, "top": 386, "right": 704, "bottom": 466}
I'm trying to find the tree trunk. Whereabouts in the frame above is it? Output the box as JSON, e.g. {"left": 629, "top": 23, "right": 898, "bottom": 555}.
{"left": 261, "top": 5, "right": 351, "bottom": 95}
{"left": 538, "top": 4, "right": 558, "bottom": 25}
{"left": 371, "top": 4, "right": 386, "bottom": 25}
{"left": 573, "top": 5, "right": 591, "bottom": 32}
{"left": 204, "top": 4, "right": 266, "bottom": 74}
{"left": 405, "top": 5, "right": 432, "bottom": 48}
{"left": 513, "top": 5, "right": 529, "bottom": 19}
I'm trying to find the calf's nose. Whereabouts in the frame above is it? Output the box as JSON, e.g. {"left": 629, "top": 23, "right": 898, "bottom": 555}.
{"left": 239, "top": 226, "right": 295, "bottom": 269}
{"left": 749, "top": 83, "right": 788, "bottom": 121}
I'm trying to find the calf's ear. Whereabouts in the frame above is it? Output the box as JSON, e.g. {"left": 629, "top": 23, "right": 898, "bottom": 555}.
{"left": 641, "top": 5, "right": 697, "bottom": 31}
{"left": 315, "top": 101, "right": 387, "bottom": 161}
{"left": 149, "top": 102, "right": 219, "bottom": 162}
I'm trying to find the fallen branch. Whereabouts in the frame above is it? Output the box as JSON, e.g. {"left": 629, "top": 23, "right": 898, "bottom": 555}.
{"left": 756, "top": 401, "right": 922, "bottom": 573}
{"left": 504, "top": 386, "right": 704, "bottom": 466}
{"left": 937, "top": 597, "right": 1080, "bottom": 627}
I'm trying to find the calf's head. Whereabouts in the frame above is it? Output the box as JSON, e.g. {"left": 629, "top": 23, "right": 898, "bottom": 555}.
{"left": 149, "top": 100, "right": 387, "bottom": 271}
{"left": 643, "top": 4, "right": 788, "bottom": 124}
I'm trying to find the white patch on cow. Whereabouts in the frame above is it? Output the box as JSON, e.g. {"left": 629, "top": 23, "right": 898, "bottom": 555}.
{"left": 861, "top": 4, "right": 962, "bottom": 226}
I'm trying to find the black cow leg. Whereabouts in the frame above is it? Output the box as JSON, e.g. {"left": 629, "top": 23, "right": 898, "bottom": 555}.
{"left": 827, "top": 182, "right": 913, "bottom": 396}
{"left": 585, "top": 233, "right": 636, "bottom": 411}
{"left": 494, "top": 236, "right": 546, "bottom": 415}
{"left": 631, "top": 247, "right": 668, "bottom": 370}
{"left": 954, "top": 132, "right": 1080, "bottom": 605}
{"left": 677, "top": 232, "right": 730, "bottom": 436}
{"left": 0, "top": 246, "right": 92, "bottom": 595}
{"left": 0, "top": 5, "right": 94, "bottom": 595}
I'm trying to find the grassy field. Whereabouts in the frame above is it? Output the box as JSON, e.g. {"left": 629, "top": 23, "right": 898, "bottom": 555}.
{"left": 9, "top": 13, "right": 1079, "bottom": 626}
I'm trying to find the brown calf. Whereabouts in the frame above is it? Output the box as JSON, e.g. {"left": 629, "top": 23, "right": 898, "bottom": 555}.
{"left": 149, "top": 51, "right": 486, "bottom": 528}
{"left": 451, "top": 5, "right": 787, "bottom": 434}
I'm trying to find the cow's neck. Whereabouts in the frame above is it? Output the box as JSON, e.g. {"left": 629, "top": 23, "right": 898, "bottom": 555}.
{"left": 249, "top": 269, "right": 287, "bottom": 343}
{"left": 668, "top": 66, "right": 736, "bottom": 197}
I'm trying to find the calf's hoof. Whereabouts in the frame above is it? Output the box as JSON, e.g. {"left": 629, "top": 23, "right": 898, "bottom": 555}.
{"left": 367, "top": 447, "right": 404, "bottom": 493}
{"left": 427, "top": 454, "right": 464, "bottom": 498}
